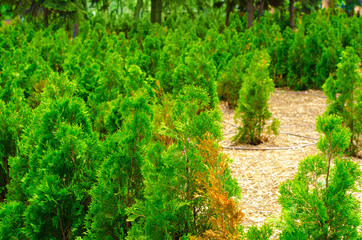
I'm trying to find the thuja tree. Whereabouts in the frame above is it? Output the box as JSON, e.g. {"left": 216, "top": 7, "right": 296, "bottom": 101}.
{"left": 87, "top": 51, "right": 127, "bottom": 136}
{"left": 301, "top": 23, "right": 323, "bottom": 89}
{"left": 155, "top": 30, "right": 184, "bottom": 93}
{"left": 192, "top": 136, "right": 244, "bottom": 240}
{"left": 217, "top": 53, "right": 252, "bottom": 108}
{"left": 86, "top": 88, "right": 153, "bottom": 239}
{"left": 279, "top": 114, "right": 361, "bottom": 239}
{"left": 0, "top": 87, "right": 32, "bottom": 202}
{"left": 127, "top": 86, "right": 240, "bottom": 239}
{"left": 1, "top": 96, "right": 99, "bottom": 239}
{"left": 269, "top": 25, "right": 292, "bottom": 87}
{"left": 286, "top": 28, "right": 306, "bottom": 90}
{"left": 139, "top": 31, "right": 164, "bottom": 77}
{"left": 172, "top": 45, "right": 218, "bottom": 108}
{"left": 234, "top": 50, "right": 279, "bottom": 145}
{"left": 323, "top": 47, "right": 362, "bottom": 155}
{"left": 4, "top": 72, "right": 76, "bottom": 205}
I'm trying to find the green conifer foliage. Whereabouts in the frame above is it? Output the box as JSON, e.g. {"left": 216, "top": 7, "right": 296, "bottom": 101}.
{"left": 0, "top": 50, "right": 26, "bottom": 103}
{"left": 245, "top": 223, "right": 273, "bottom": 240}
{"left": 234, "top": 50, "right": 279, "bottom": 145}
{"left": 302, "top": 24, "right": 323, "bottom": 89}
{"left": 48, "top": 29, "right": 69, "bottom": 72}
{"left": 87, "top": 52, "right": 126, "bottom": 137}
{"left": 0, "top": 100, "right": 17, "bottom": 201}
{"left": 217, "top": 53, "right": 252, "bottom": 108}
{"left": 5, "top": 97, "right": 97, "bottom": 239}
{"left": 323, "top": 47, "right": 362, "bottom": 155}
{"left": 0, "top": 87, "right": 32, "bottom": 202}
{"left": 2, "top": 90, "right": 33, "bottom": 204}
{"left": 156, "top": 29, "right": 189, "bottom": 93}
{"left": 127, "top": 86, "right": 239, "bottom": 239}
{"left": 0, "top": 201, "right": 26, "bottom": 239}
{"left": 128, "top": 142, "right": 192, "bottom": 239}
{"left": 314, "top": 18, "right": 341, "bottom": 89}
{"left": 222, "top": 28, "right": 245, "bottom": 58}
{"left": 2, "top": 11, "right": 362, "bottom": 239}
{"left": 172, "top": 46, "right": 218, "bottom": 108}
{"left": 279, "top": 115, "right": 361, "bottom": 239}
{"left": 86, "top": 89, "right": 153, "bottom": 239}
{"left": 41, "top": 71, "right": 78, "bottom": 101}
{"left": 269, "top": 24, "right": 290, "bottom": 87}
{"left": 170, "top": 86, "right": 222, "bottom": 141}
{"left": 76, "top": 58, "right": 101, "bottom": 102}
{"left": 315, "top": 46, "right": 339, "bottom": 89}
{"left": 140, "top": 33, "right": 162, "bottom": 77}
{"left": 94, "top": 51, "right": 125, "bottom": 102}
{"left": 202, "top": 29, "right": 232, "bottom": 82}
{"left": 287, "top": 29, "right": 306, "bottom": 90}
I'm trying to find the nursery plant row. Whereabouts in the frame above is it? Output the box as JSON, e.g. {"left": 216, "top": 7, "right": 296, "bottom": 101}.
{"left": 0, "top": 10, "right": 361, "bottom": 239}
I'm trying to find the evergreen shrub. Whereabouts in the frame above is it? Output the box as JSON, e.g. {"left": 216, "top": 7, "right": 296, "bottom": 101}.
{"left": 323, "top": 47, "right": 362, "bottom": 155}
{"left": 234, "top": 50, "right": 279, "bottom": 145}
{"left": 279, "top": 114, "right": 361, "bottom": 239}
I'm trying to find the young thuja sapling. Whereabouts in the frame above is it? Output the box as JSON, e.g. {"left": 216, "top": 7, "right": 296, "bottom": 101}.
{"left": 234, "top": 49, "right": 279, "bottom": 145}
{"left": 278, "top": 114, "right": 361, "bottom": 239}
{"left": 323, "top": 46, "right": 362, "bottom": 156}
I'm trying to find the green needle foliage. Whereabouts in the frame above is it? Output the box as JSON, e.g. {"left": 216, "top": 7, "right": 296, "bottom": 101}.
{"left": 86, "top": 88, "right": 153, "bottom": 239}
{"left": 323, "top": 47, "right": 362, "bottom": 155}
{"left": 287, "top": 29, "right": 305, "bottom": 90}
{"left": 245, "top": 223, "right": 273, "bottom": 240}
{"left": 0, "top": 88, "right": 32, "bottom": 202}
{"left": 1, "top": 96, "right": 98, "bottom": 239}
{"left": 127, "top": 86, "right": 240, "bottom": 239}
{"left": 0, "top": 201, "right": 26, "bottom": 239}
{"left": 23, "top": 98, "right": 97, "bottom": 239}
{"left": 1, "top": 9, "right": 362, "bottom": 239}
{"left": 0, "top": 100, "right": 17, "bottom": 201}
{"left": 217, "top": 53, "right": 251, "bottom": 108}
{"left": 234, "top": 49, "right": 279, "bottom": 145}
{"left": 172, "top": 45, "right": 218, "bottom": 109}
{"left": 279, "top": 114, "right": 361, "bottom": 239}
{"left": 156, "top": 29, "right": 185, "bottom": 93}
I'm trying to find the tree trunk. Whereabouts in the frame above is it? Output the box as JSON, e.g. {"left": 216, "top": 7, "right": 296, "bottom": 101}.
{"left": 279, "top": 8, "right": 284, "bottom": 22}
{"left": 257, "top": 0, "right": 266, "bottom": 22}
{"left": 151, "top": 0, "right": 162, "bottom": 24}
{"left": 247, "top": 0, "right": 254, "bottom": 28}
{"left": 225, "top": 0, "right": 233, "bottom": 27}
{"left": 44, "top": 7, "right": 49, "bottom": 28}
{"left": 134, "top": 0, "right": 143, "bottom": 20}
{"left": 289, "top": 0, "right": 294, "bottom": 29}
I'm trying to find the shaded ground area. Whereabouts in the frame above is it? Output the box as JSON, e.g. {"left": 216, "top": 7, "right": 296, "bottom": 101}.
{"left": 220, "top": 88, "right": 361, "bottom": 233}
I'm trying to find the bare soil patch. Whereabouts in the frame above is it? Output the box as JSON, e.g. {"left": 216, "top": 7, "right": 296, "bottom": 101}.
{"left": 220, "top": 88, "right": 362, "bottom": 233}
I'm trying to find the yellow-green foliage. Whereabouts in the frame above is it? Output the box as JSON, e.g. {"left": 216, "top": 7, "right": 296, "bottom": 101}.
{"left": 234, "top": 50, "right": 279, "bottom": 145}
{"left": 323, "top": 47, "right": 362, "bottom": 155}
{"left": 279, "top": 115, "right": 361, "bottom": 239}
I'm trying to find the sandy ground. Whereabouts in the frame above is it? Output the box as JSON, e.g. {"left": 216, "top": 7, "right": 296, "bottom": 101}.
{"left": 220, "top": 88, "right": 361, "bottom": 236}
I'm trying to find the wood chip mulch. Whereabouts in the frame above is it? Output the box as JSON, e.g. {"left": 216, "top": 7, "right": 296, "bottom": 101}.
{"left": 220, "top": 88, "right": 362, "bottom": 235}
